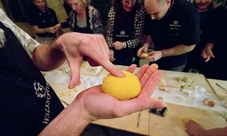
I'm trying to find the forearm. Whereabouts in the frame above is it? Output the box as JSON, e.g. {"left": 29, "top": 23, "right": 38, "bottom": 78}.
{"left": 33, "top": 26, "right": 51, "bottom": 34}
{"left": 200, "top": 127, "right": 227, "bottom": 136}
{"left": 39, "top": 101, "right": 90, "bottom": 136}
{"left": 161, "top": 44, "right": 195, "bottom": 57}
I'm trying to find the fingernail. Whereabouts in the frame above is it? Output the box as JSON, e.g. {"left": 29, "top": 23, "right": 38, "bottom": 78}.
{"left": 118, "top": 70, "right": 125, "bottom": 77}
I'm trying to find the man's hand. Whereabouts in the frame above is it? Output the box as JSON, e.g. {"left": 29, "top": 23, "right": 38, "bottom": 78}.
{"left": 201, "top": 43, "right": 215, "bottom": 62}
{"left": 145, "top": 51, "right": 163, "bottom": 62}
{"left": 75, "top": 63, "right": 164, "bottom": 120}
{"left": 39, "top": 64, "right": 164, "bottom": 136}
{"left": 57, "top": 33, "right": 124, "bottom": 88}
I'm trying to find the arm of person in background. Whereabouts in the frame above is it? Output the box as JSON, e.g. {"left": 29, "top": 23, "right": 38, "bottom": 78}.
{"left": 185, "top": 119, "right": 227, "bottom": 136}
{"left": 39, "top": 63, "right": 165, "bottom": 135}
{"left": 138, "top": 35, "right": 195, "bottom": 62}
{"left": 113, "top": 6, "right": 146, "bottom": 50}
{"left": 32, "top": 25, "right": 56, "bottom": 34}
{"left": 90, "top": 7, "right": 103, "bottom": 35}
{"left": 105, "top": 7, "right": 115, "bottom": 61}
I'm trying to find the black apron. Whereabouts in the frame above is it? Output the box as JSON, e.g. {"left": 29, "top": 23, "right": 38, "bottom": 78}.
{"left": 74, "top": 8, "right": 93, "bottom": 34}
{"left": 0, "top": 22, "right": 64, "bottom": 135}
{"left": 112, "top": 11, "right": 136, "bottom": 66}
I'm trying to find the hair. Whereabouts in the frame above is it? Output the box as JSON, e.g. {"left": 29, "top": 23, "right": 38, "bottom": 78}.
{"left": 81, "top": 0, "right": 91, "bottom": 7}
{"left": 112, "top": 0, "right": 140, "bottom": 12}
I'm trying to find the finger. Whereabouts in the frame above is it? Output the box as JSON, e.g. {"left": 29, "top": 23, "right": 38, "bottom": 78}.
{"left": 126, "top": 64, "right": 137, "bottom": 73}
{"left": 204, "top": 57, "right": 210, "bottom": 62}
{"left": 101, "top": 60, "right": 125, "bottom": 77}
{"left": 67, "top": 58, "right": 83, "bottom": 89}
{"left": 139, "top": 70, "right": 162, "bottom": 97}
{"left": 135, "top": 64, "right": 149, "bottom": 80}
{"left": 139, "top": 63, "right": 159, "bottom": 88}
{"left": 114, "top": 97, "right": 164, "bottom": 117}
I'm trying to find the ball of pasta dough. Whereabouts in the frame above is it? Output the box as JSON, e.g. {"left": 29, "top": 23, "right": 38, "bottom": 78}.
{"left": 102, "top": 71, "right": 141, "bottom": 101}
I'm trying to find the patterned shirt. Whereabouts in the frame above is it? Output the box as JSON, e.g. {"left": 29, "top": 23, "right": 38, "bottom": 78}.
{"left": 106, "top": 5, "right": 146, "bottom": 49}
{"left": 68, "top": 7, "right": 103, "bottom": 34}
{"left": 0, "top": 8, "right": 39, "bottom": 56}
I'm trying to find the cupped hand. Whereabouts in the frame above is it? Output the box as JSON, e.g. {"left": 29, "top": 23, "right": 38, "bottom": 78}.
{"left": 74, "top": 63, "right": 165, "bottom": 121}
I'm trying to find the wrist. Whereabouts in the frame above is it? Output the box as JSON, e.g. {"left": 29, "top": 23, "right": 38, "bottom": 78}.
{"left": 122, "top": 42, "right": 126, "bottom": 49}
{"left": 161, "top": 50, "right": 165, "bottom": 57}
{"left": 44, "top": 28, "right": 48, "bottom": 33}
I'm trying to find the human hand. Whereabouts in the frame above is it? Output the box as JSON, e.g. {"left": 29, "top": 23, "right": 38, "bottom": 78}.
{"left": 74, "top": 63, "right": 164, "bottom": 121}
{"left": 109, "top": 49, "right": 115, "bottom": 62}
{"left": 112, "top": 41, "right": 124, "bottom": 50}
{"left": 39, "top": 64, "right": 164, "bottom": 135}
{"left": 137, "top": 44, "right": 148, "bottom": 58}
{"left": 53, "top": 23, "right": 61, "bottom": 32}
{"left": 46, "top": 27, "right": 56, "bottom": 34}
{"left": 201, "top": 43, "right": 215, "bottom": 62}
{"left": 55, "top": 33, "right": 124, "bottom": 88}
{"left": 146, "top": 51, "right": 162, "bottom": 62}
{"left": 185, "top": 119, "right": 206, "bottom": 136}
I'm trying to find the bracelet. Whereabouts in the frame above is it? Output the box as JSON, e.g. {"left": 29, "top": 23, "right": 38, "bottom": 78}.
{"left": 122, "top": 42, "right": 126, "bottom": 49}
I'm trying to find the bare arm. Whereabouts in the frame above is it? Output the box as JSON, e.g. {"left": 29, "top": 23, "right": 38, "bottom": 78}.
{"left": 161, "top": 44, "right": 195, "bottom": 57}
{"left": 32, "top": 26, "right": 56, "bottom": 34}
{"left": 186, "top": 120, "right": 227, "bottom": 136}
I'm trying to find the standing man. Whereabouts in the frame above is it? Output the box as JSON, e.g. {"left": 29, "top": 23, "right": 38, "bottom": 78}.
{"left": 137, "top": 0, "right": 200, "bottom": 71}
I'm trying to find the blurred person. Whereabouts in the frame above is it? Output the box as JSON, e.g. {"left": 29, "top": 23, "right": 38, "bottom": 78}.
{"left": 185, "top": 119, "right": 227, "bottom": 136}
{"left": 137, "top": 0, "right": 200, "bottom": 71}
{"left": 106, "top": 0, "right": 146, "bottom": 66}
{"left": 57, "top": 0, "right": 103, "bottom": 34}
{"left": 0, "top": 8, "right": 164, "bottom": 135}
{"left": 28, "top": 0, "right": 62, "bottom": 44}
{"left": 185, "top": 0, "right": 227, "bottom": 80}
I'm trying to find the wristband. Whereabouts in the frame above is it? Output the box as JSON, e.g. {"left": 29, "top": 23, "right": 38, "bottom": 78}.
{"left": 122, "top": 42, "right": 126, "bottom": 49}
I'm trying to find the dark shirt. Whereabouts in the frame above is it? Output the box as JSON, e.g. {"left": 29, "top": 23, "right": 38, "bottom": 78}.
{"left": 0, "top": 21, "right": 64, "bottom": 135}
{"left": 28, "top": 7, "right": 58, "bottom": 38}
{"left": 145, "top": 0, "right": 200, "bottom": 70}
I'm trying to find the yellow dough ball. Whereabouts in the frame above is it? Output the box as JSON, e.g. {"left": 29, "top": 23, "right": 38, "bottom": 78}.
{"left": 142, "top": 53, "right": 149, "bottom": 58}
{"left": 102, "top": 71, "right": 141, "bottom": 101}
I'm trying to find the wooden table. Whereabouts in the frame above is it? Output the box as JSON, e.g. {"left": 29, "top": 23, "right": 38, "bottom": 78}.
{"left": 45, "top": 62, "right": 227, "bottom": 136}
{"left": 207, "top": 78, "right": 227, "bottom": 101}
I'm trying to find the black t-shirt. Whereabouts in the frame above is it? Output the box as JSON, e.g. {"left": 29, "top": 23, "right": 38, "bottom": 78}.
{"left": 145, "top": 0, "right": 200, "bottom": 70}
{"left": 28, "top": 7, "right": 58, "bottom": 38}
{"left": 0, "top": 22, "right": 64, "bottom": 135}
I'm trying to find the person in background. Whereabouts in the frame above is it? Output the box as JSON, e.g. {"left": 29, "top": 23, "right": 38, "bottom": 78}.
{"left": 28, "top": 0, "right": 62, "bottom": 44}
{"left": 184, "top": 0, "right": 227, "bottom": 80}
{"left": 137, "top": 0, "right": 200, "bottom": 71}
{"left": 185, "top": 119, "right": 227, "bottom": 136}
{"left": 0, "top": 8, "right": 164, "bottom": 135}
{"left": 106, "top": 0, "right": 146, "bottom": 66}
{"left": 57, "top": 0, "right": 103, "bottom": 34}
